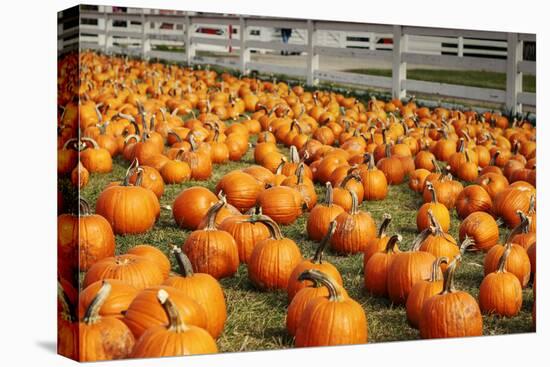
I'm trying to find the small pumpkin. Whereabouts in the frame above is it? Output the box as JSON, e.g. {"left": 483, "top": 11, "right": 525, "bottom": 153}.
{"left": 359, "top": 153, "right": 388, "bottom": 200}
{"left": 130, "top": 289, "right": 217, "bottom": 358}
{"left": 306, "top": 182, "right": 345, "bottom": 242}
{"left": 172, "top": 186, "right": 218, "bottom": 230}
{"left": 257, "top": 185, "right": 303, "bottom": 225}
{"left": 419, "top": 260, "right": 483, "bottom": 339}
{"left": 415, "top": 210, "right": 458, "bottom": 271}
{"left": 294, "top": 269, "right": 368, "bottom": 347}
{"left": 363, "top": 213, "right": 393, "bottom": 264}
{"left": 183, "top": 199, "right": 239, "bottom": 279}
{"left": 417, "top": 181, "right": 451, "bottom": 233}
{"left": 247, "top": 214, "right": 303, "bottom": 290}
{"left": 215, "top": 171, "right": 262, "bottom": 213}
{"left": 479, "top": 246, "right": 523, "bottom": 317}
{"left": 364, "top": 234, "right": 401, "bottom": 297}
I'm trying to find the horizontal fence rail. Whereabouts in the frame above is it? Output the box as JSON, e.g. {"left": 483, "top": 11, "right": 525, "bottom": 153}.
{"left": 58, "top": 6, "right": 536, "bottom": 113}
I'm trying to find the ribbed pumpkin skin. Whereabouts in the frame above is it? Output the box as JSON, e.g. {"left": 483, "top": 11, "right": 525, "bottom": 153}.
{"left": 295, "top": 298, "right": 368, "bottom": 347}
{"left": 484, "top": 245, "right": 531, "bottom": 288}
{"left": 129, "top": 165, "right": 165, "bottom": 198}
{"left": 123, "top": 286, "right": 207, "bottom": 339}
{"left": 406, "top": 280, "right": 443, "bottom": 328}
{"left": 183, "top": 230, "right": 239, "bottom": 280}
{"left": 131, "top": 325, "right": 218, "bottom": 358}
{"left": 479, "top": 271, "right": 522, "bottom": 317}
{"left": 418, "top": 235, "right": 458, "bottom": 271}
{"left": 286, "top": 287, "right": 329, "bottom": 336}
{"left": 78, "top": 280, "right": 138, "bottom": 319}
{"left": 127, "top": 245, "right": 171, "bottom": 279}
{"left": 172, "top": 187, "right": 218, "bottom": 230}
{"left": 360, "top": 168, "right": 388, "bottom": 200}
{"left": 387, "top": 251, "right": 436, "bottom": 305}
{"left": 331, "top": 212, "right": 376, "bottom": 254}
{"left": 248, "top": 238, "right": 302, "bottom": 290}
{"left": 417, "top": 203, "right": 450, "bottom": 233}
{"left": 455, "top": 185, "right": 493, "bottom": 219}
{"left": 364, "top": 250, "right": 397, "bottom": 297}
{"left": 257, "top": 186, "right": 303, "bottom": 225}
{"left": 459, "top": 212, "right": 500, "bottom": 252}
{"left": 83, "top": 254, "right": 164, "bottom": 290}
{"left": 419, "top": 292, "right": 482, "bottom": 339}
{"left": 493, "top": 188, "right": 532, "bottom": 228}
{"left": 215, "top": 171, "right": 262, "bottom": 213}
{"left": 96, "top": 185, "right": 159, "bottom": 234}
{"left": 306, "top": 204, "right": 344, "bottom": 242}
{"left": 163, "top": 274, "right": 227, "bottom": 339}
{"left": 218, "top": 215, "right": 270, "bottom": 264}
{"left": 79, "top": 317, "right": 135, "bottom": 361}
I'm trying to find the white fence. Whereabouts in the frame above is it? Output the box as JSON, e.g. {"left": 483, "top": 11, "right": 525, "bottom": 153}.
{"left": 58, "top": 6, "right": 536, "bottom": 113}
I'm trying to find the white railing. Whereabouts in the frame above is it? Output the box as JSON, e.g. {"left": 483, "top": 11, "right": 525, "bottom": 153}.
{"left": 58, "top": 6, "right": 536, "bottom": 113}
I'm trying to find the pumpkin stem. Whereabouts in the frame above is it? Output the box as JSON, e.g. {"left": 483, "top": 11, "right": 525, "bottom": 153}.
{"left": 349, "top": 191, "right": 359, "bottom": 215}
{"left": 172, "top": 246, "right": 194, "bottom": 277}
{"left": 505, "top": 211, "right": 531, "bottom": 246}
{"left": 457, "top": 138, "right": 465, "bottom": 153}
{"left": 296, "top": 162, "right": 305, "bottom": 185}
{"left": 496, "top": 245, "right": 512, "bottom": 273}
{"left": 80, "top": 137, "right": 99, "bottom": 149}
{"left": 489, "top": 151, "right": 500, "bottom": 166}
{"left": 384, "top": 234, "right": 401, "bottom": 253}
{"left": 245, "top": 214, "right": 284, "bottom": 240}
{"left": 378, "top": 213, "right": 392, "bottom": 238}
{"left": 297, "top": 269, "right": 344, "bottom": 302}
{"left": 427, "top": 209, "right": 444, "bottom": 236}
{"left": 340, "top": 171, "right": 360, "bottom": 188}
{"left": 275, "top": 158, "right": 286, "bottom": 175}
{"left": 188, "top": 133, "right": 198, "bottom": 152}
{"left": 458, "top": 235, "right": 476, "bottom": 257}
{"left": 83, "top": 281, "right": 111, "bottom": 324}
{"left": 312, "top": 220, "right": 336, "bottom": 264}
{"left": 124, "top": 134, "right": 140, "bottom": 145}
{"left": 365, "top": 152, "right": 376, "bottom": 170}
{"left": 426, "top": 181, "right": 438, "bottom": 203}
{"left": 168, "top": 130, "right": 183, "bottom": 143}
{"left": 289, "top": 145, "right": 300, "bottom": 163}
{"left": 57, "top": 281, "right": 76, "bottom": 322}
{"left": 384, "top": 142, "right": 392, "bottom": 159}
{"left": 62, "top": 138, "right": 79, "bottom": 150}
{"left": 412, "top": 228, "right": 432, "bottom": 251}
{"left": 430, "top": 257, "right": 449, "bottom": 282}
{"left": 157, "top": 289, "right": 189, "bottom": 333}
{"left": 440, "top": 258, "right": 459, "bottom": 295}
{"left": 528, "top": 195, "right": 535, "bottom": 215}
{"left": 324, "top": 182, "right": 335, "bottom": 206}
{"left": 204, "top": 196, "right": 226, "bottom": 230}
{"left": 79, "top": 198, "right": 92, "bottom": 216}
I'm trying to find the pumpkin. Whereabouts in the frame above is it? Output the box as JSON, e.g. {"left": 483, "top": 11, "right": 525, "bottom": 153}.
{"left": 359, "top": 153, "right": 388, "bottom": 200}
{"left": 180, "top": 134, "right": 213, "bottom": 180}
{"left": 331, "top": 192, "right": 377, "bottom": 254}
{"left": 57, "top": 282, "right": 78, "bottom": 360}
{"left": 294, "top": 269, "right": 367, "bottom": 347}
{"left": 71, "top": 161, "right": 89, "bottom": 188}
{"left": 183, "top": 199, "right": 239, "bottom": 279}
{"left": 493, "top": 187, "right": 533, "bottom": 228}
{"left": 419, "top": 260, "right": 483, "bottom": 338}
{"left": 417, "top": 181, "right": 451, "bottom": 233}
{"left": 124, "top": 285, "right": 207, "bottom": 339}
{"left": 364, "top": 234, "right": 401, "bottom": 297}
{"left": 409, "top": 168, "right": 431, "bottom": 193}
{"left": 377, "top": 144, "right": 405, "bottom": 184}
{"left": 96, "top": 168, "right": 159, "bottom": 234}
{"left": 287, "top": 221, "right": 343, "bottom": 300}
{"left": 363, "top": 213, "right": 393, "bottom": 264}
{"left": 215, "top": 171, "right": 262, "bottom": 213}
{"left": 479, "top": 246, "right": 523, "bottom": 317}
{"left": 58, "top": 137, "right": 79, "bottom": 174}
{"left": 306, "top": 182, "right": 345, "bottom": 241}
{"left": 406, "top": 257, "right": 448, "bottom": 328}
{"left": 458, "top": 211, "right": 500, "bottom": 252}
{"left": 242, "top": 165, "right": 275, "bottom": 186}
{"left": 83, "top": 254, "right": 164, "bottom": 290}
{"left": 247, "top": 214, "right": 303, "bottom": 290}
{"left": 386, "top": 236, "right": 437, "bottom": 305}
{"left": 163, "top": 247, "right": 227, "bottom": 338}
{"left": 218, "top": 207, "right": 271, "bottom": 264}
{"left": 282, "top": 162, "right": 318, "bottom": 210}
{"left": 257, "top": 185, "right": 303, "bottom": 225}
{"left": 78, "top": 279, "right": 138, "bottom": 319}
{"left": 476, "top": 172, "right": 509, "bottom": 200}
{"left": 127, "top": 159, "right": 165, "bottom": 198}
{"left": 80, "top": 137, "right": 113, "bottom": 173}
{"left": 415, "top": 210, "right": 458, "bottom": 271}
{"left": 131, "top": 289, "right": 217, "bottom": 358}
{"left": 127, "top": 244, "right": 171, "bottom": 279}
{"left": 484, "top": 213, "right": 531, "bottom": 287}
{"left": 79, "top": 282, "right": 135, "bottom": 361}
{"left": 172, "top": 186, "right": 218, "bottom": 230}
{"left": 160, "top": 150, "right": 192, "bottom": 184}
{"left": 287, "top": 276, "right": 330, "bottom": 337}
{"left": 455, "top": 184, "right": 492, "bottom": 219}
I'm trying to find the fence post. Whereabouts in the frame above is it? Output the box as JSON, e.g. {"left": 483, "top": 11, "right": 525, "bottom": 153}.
{"left": 392, "top": 25, "right": 407, "bottom": 99}
{"left": 239, "top": 17, "right": 250, "bottom": 75}
{"left": 506, "top": 32, "right": 523, "bottom": 114}
{"left": 103, "top": 6, "right": 110, "bottom": 54}
{"left": 184, "top": 14, "right": 195, "bottom": 66}
{"left": 306, "top": 20, "right": 319, "bottom": 86}
{"left": 457, "top": 36, "right": 464, "bottom": 57}
{"left": 141, "top": 9, "right": 150, "bottom": 60}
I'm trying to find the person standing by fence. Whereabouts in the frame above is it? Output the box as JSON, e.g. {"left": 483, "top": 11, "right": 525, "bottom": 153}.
{"left": 280, "top": 28, "right": 293, "bottom": 55}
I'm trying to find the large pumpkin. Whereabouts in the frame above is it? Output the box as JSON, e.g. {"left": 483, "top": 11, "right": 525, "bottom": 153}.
{"left": 78, "top": 279, "right": 138, "bottom": 320}
{"left": 257, "top": 185, "right": 303, "bottom": 225}
{"left": 458, "top": 211, "right": 500, "bottom": 252}
{"left": 215, "top": 170, "right": 262, "bottom": 213}
{"left": 172, "top": 186, "right": 218, "bottom": 230}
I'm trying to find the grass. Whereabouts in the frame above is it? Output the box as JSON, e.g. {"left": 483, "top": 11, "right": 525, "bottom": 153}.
{"left": 67, "top": 130, "right": 535, "bottom": 353}
{"left": 345, "top": 68, "right": 536, "bottom": 93}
